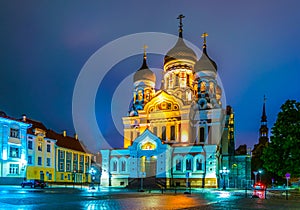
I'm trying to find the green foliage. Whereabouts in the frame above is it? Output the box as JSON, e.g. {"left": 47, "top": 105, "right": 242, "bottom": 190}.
{"left": 261, "top": 100, "right": 300, "bottom": 177}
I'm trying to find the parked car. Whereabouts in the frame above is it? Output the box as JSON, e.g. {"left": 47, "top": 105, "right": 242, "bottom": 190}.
{"left": 21, "top": 179, "right": 46, "bottom": 188}
{"left": 253, "top": 182, "right": 266, "bottom": 190}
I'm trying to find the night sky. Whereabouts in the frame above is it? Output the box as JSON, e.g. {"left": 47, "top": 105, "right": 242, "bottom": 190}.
{"left": 1, "top": 1, "right": 299, "bottom": 152}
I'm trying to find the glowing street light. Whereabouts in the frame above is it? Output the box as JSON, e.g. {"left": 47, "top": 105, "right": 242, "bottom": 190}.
{"left": 219, "top": 167, "right": 230, "bottom": 190}
{"left": 253, "top": 171, "right": 258, "bottom": 184}
{"left": 89, "top": 167, "right": 96, "bottom": 189}
{"left": 258, "top": 170, "right": 263, "bottom": 182}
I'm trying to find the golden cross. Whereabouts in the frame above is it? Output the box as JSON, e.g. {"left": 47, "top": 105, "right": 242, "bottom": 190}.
{"left": 143, "top": 44, "right": 148, "bottom": 58}
{"left": 201, "top": 32, "right": 208, "bottom": 44}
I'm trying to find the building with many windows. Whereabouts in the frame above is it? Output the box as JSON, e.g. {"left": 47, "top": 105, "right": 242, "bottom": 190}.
{"left": 46, "top": 130, "right": 92, "bottom": 184}
{"left": 22, "top": 115, "right": 57, "bottom": 182}
{"left": 0, "top": 111, "right": 31, "bottom": 184}
{"left": 100, "top": 16, "right": 250, "bottom": 189}
{"left": 0, "top": 112, "right": 93, "bottom": 185}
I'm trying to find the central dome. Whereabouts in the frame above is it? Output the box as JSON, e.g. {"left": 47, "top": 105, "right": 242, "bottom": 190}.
{"left": 164, "top": 37, "right": 197, "bottom": 65}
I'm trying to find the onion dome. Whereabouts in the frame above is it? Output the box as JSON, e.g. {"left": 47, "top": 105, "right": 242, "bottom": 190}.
{"left": 194, "top": 33, "right": 217, "bottom": 73}
{"left": 164, "top": 14, "right": 197, "bottom": 65}
{"left": 133, "top": 48, "right": 156, "bottom": 84}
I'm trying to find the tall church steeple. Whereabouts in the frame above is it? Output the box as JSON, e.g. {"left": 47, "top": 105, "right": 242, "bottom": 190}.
{"left": 259, "top": 95, "right": 268, "bottom": 140}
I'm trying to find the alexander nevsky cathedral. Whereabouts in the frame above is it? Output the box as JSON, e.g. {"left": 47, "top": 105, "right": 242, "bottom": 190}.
{"left": 100, "top": 15, "right": 251, "bottom": 189}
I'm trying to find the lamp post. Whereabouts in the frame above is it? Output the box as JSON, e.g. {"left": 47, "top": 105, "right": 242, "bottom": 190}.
{"left": 258, "top": 170, "right": 263, "bottom": 182}
{"left": 219, "top": 167, "right": 230, "bottom": 190}
{"left": 89, "top": 167, "right": 96, "bottom": 190}
{"left": 253, "top": 171, "right": 258, "bottom": 184}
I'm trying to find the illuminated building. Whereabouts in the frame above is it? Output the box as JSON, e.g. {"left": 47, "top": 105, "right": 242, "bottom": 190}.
{"left": 23, "top": 116, "right": 56, "bottom": 182}
{"left": 100, "top": 15, "right": 248, "bottom": 188}
{"left": 16, "top": 114, "right": 93, "bottom": 185}
{"left": 0, "top": 111, "right": 31, "bottom": 184}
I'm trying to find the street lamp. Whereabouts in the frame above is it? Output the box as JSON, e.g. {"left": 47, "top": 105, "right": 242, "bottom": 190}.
{"left": 253, "top": 171, "right": 258, "bottom": 184}
{"left": 258, "top": 170, "right": 263, "bottom": 182}
{"left": 89, "top": 167, "right": 96, "bottom": 189}
{"left": 219, "top": 167, "right": 230, "bottom": 190}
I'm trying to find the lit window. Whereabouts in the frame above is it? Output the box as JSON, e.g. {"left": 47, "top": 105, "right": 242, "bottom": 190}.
{"left": 38, "top": 142, "right": 42, "bottom": 151}
{"left": 9, "top": 147, "right": 20, "bottom": 158}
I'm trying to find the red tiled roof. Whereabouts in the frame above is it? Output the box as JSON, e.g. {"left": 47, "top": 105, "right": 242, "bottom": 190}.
{"left": 22, "top": 118, "right": 47, "bottom": 134}
{"left": 46, "top": 129, "right": 86, "bottom": 153}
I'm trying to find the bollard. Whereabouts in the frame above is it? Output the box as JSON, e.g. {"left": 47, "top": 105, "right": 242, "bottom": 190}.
{"left": 245, "top": 187, "right": 247, "bottom": 198}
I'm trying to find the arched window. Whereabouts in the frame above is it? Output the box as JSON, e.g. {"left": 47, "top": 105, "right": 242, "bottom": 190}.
{"left": 186, "top": 159, "right": 192, "bottom": 171}
{"left": 170, "top": 125, "right": 175, "bottom": 141}
{"left": 173, "top": 155, "right": 183, "bottom": 172}
{"left": 110, "top": 158, "right": 118, "bottom": 172}
{"left": 199, "top": 127, "right": 205, "bottom": 143}
{"left": 162, "top": 126, "right": 166, "bottom": 141}
{"left": 184, "top": 155, "right": 193, "bottom": 171}
{"left": 121, "top": 160, "right": 126, "bottom": 172}
{"left": 194, "top": 155, "right": 205, "bottom": 171}
{"left": 176, "top": 159, "right": 182, "bottom": 171}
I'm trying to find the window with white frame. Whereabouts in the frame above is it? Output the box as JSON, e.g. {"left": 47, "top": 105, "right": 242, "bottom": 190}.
{"left": 110, "top": 158, "right": 118, "bottom": 172}
{"left": 184, "top": 155, "right": 193, "bottom": 171}
{"left": 175, "top": 159, "right": 182, "bottom": 171}
{"left": 38, "top": 157, "right": 42, "bottom": 165}
{"left": 10, "top": 128, "right": 19, "bottom": 138}
{"left": 9, "top": 164, "right": 19, "bottom": 174}
{"left": 38, "top": 142, "right": 42, "bottom": 151}
{"left": 47, "top": 144, "right": 51, "bottom": 152}
{"left": 28, "top": 156, "right": 33, "bottom": 164}
{"left": 120, "top": 159, "right": 126, "bottom": 172}
{"left": 9, "top": 146, "right": 20, "bottom": 158}
{"left": 46, "top": 158, "right": 51, "bottom": 167}
{"left": 28, "top": 140, "right": 33, "bottom": 149}
{"left": 196, "top": 158, "right": 203, "bottom": 170}
{"left": 186, "top": 159, "right": 192, "bottom": 171}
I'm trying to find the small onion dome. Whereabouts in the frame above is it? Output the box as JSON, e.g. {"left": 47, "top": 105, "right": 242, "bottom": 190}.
{"left": 194, "top": 44, "right": 217, "bottom": 73}
{"left": 133, "top": 53, "right": 156, "bottom": 83}
{"left": 164, "top": 37, "right": 197, "bottom": 65}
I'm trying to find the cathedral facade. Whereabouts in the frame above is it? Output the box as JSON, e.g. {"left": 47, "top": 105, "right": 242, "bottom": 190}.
{"left": 100, "top": 16, "right": 238, "bottom": 189}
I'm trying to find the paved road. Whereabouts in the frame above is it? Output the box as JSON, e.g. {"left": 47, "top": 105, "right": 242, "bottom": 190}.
{"left": 0, "top": 186, "right": 299, "bottom": 209}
